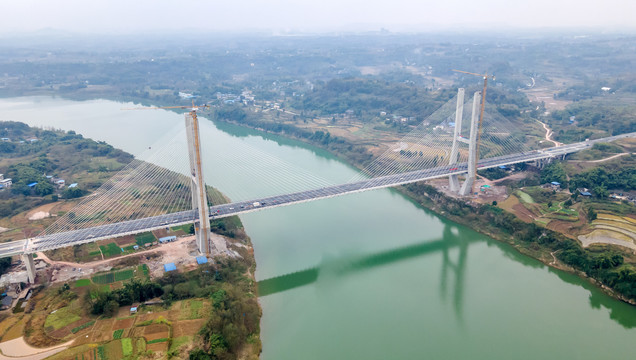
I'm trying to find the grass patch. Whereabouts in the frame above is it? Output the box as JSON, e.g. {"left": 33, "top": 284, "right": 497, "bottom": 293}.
{"left": 135, "top": 232, "right": 156, "bottom": 246}
{"left": 74, "top": 278, "right": 91, "bottom": 287}
{"left": 93, "top": 269, "right": 135, "bottom": 284}
{"left": 114, "top": 269, "right": 134, "bottom": 282}
{"left": 190, "top": 300, "right": 203, "bottom": 319}
{"left": 97, "top": 346, "right": 105, "bottom": 360}
{"left": 92, "top": 272, "right": 115, "bottom": 285}
{"left": 147, "top": 337, "right": 169, "bottom": 344}
{"left": 113, "top": 329, "right": 124, "bottom": 339}
{"left": 170, "top": 224, "right": 191, "bottom": 234}
{"left": 140, "top": 264, "right": 149, "bottom": 278}
{"left": 71, "top": 320, "right": 95, "bottom": 333}
{"left": 99, "top": 242, "right": 122, "bottom": 257}
{"left": 169, "top": 336, "right": 191, "bottom": 353}
{"left": 45, "top": 305, "right": 81, "bottom": 331}
{"left": 13, "top": 299, "right": 25, "bottom": 313}
{"left": 136, "top": 337, "right": 147, "bottom": 354}
{"left": 88, "top": 250, "right": 101, "bottom": 256}
{"left": 121, "top": 338, "right": 133, "bottom": 357}
{"left": 516, "top": 190, "right": 535, "bottom": 204}
{"left": 136, "top": 320, "right": 153, "bottom": 327}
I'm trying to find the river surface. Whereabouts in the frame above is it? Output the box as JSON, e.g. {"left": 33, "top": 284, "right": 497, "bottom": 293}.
{"left": 1, "top": 96, "right": 635, "bottom": 359}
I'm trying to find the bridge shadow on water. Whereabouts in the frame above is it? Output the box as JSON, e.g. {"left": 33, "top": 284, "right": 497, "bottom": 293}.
{"left": 258, "top": 223, "right": 471, "bottom": 320}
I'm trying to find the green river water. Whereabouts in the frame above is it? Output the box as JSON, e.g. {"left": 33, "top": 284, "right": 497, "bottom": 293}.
{"left": 0, "top": 97, "right": 635, "bottom": 359}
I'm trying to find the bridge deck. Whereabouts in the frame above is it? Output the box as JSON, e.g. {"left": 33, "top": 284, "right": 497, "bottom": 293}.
{"left": 4, "top": 132, "right": 634, "bottom": 257}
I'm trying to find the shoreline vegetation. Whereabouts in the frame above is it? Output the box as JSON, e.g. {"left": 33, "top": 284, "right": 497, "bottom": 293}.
{"left": 208, "top": 114, "right": 636, "bottom": 306}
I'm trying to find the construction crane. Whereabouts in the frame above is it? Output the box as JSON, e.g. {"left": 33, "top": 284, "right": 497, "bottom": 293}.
{"left": 452, "top": 69, "right": 495, "bottom": 194}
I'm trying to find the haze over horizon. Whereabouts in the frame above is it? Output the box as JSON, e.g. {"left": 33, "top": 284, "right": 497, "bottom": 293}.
{"left": 1, "top": 0, "right": 635, "bottom": 35}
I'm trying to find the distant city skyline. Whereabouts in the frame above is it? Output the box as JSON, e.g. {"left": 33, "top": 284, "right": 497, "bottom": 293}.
{"left": 1, "top": 0, "right": 635, "bottom": 34}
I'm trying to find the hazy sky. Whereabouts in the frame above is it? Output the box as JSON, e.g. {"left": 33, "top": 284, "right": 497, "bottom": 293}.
{"left": 2, "top": 0, "right": 635, "bottom": 34}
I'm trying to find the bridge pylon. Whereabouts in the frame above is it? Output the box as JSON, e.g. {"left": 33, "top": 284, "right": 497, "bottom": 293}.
{"left": 184, "top": 110, "right": 215, "bottom": 257}
{"left": 458, "top": 91, "right": 481, "bottom": 196}
{"left": 448, "top": 88, "right": 465, "bottom": 193}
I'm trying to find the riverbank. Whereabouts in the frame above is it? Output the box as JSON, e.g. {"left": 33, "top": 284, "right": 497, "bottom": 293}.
{"left": 212, "top": 115, "right": 636, "bottom": 306}
{"left": 0, "top": 121, "right": 262, "bottom": 359}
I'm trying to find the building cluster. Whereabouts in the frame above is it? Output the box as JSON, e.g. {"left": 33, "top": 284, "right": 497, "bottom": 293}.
{"left": 0, "top": 174, "right": 12, "bottom": 190}
{"left": 1, "top": 137, "right": 38, "bottom": 144}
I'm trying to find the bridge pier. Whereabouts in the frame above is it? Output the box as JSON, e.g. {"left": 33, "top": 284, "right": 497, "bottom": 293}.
{"left": 459, "top": 91, "right": 481, "bottom": 196}
{"left": 534, "top": 157, "right": 553, "bottom": 169}
{"left": 22, "top": 254, "right": 36, "bottom": 284}
{"left": 448, "top": 88, "right": 465, "bottom": 193}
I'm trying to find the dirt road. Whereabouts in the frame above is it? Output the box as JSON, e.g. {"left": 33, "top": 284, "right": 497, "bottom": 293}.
{"left": 0, "top": 337, "right": 73, "bottom": 360}
{"left": 38, "top": 235, "right": 201, "bottom": 282}
{"left": 570, "top": 152, "right": 632, "bottom": 163}
{"left": 537, "top": 120, "right": 562, "bottom": 147}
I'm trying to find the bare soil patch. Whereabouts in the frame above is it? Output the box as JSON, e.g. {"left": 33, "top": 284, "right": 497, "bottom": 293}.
{"left": 147, "top": 341, "right": 169, "bottom": 352}
{"left": 88, "top": 319, "right": 114, "bottom": 343}
{"left": 25, "top": 203, "right": 58, "bottom": 221}
{"left": 114, "top": 235, "right": 136, "bottom": 247}
{"left": 173, "top": 319, "right": 206, "bottom": 338}
{"left": 113, "top": 317, "right": 135, "bottom": 330}
{"left": 512, "top": 203, "right": 535, "bottom": 223}
{"left": 1, "top": 316, "right": 26, "bottom": 341}
{"left": 143, "top": 324, "right": 169, "bottom": 342}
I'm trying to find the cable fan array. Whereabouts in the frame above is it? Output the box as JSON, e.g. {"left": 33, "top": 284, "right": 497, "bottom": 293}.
{"left": 40, "top": 91, "right": 535, "bottom": 239}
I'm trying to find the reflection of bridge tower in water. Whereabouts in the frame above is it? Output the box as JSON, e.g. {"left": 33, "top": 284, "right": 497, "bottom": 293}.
{"left": 439, "top": 225, "right": 468, "bottom": 321}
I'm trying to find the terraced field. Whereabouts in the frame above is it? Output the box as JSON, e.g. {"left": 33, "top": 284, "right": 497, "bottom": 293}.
{"left": 578, "top": 213, "right": 636, "bottom": 250}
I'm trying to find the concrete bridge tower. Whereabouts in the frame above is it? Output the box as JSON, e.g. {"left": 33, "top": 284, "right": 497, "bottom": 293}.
{"left": 459, "top": 91, "right": 481, "bottom": 196}
{"left": 448, "top": 88, "right": 465, "bottom": 193}
{"left": 184, "top": 109, "right": 214, "bottom": 256}
{"left": 448, "top": 89, "right": 481, "bottom": 196}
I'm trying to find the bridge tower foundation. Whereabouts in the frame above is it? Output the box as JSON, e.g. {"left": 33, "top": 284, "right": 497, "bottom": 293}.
{"left": 459, "top": 91, "right": 481, "bottom": 196}
{"left": 22, "top": 254, "right": 35, "bottom": 284}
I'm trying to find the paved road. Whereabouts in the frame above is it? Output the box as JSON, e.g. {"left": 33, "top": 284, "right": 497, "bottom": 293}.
{"left": 2, "top": 132, "right": 634, "bottom": 258}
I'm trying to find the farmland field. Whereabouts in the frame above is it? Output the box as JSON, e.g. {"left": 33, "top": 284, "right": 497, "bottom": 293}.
{"left": 74, "top": 278, "right": 91, "bottom": 287}
{"left": 99, "top": 242, "right": 123, "bottom": 257}
{"left": 92, "top": 269, "right": 135, "bottom": 284}
{"left": 45, "top": 303, "right": 81, "bottom": 331}
{"left": 135, "top": 232, "right": 156, "bottom": 246}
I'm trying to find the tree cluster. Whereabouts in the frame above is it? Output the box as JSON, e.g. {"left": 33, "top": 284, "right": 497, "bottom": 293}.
{"left": 88, "top": 280, "right": 163, "bottom": 317}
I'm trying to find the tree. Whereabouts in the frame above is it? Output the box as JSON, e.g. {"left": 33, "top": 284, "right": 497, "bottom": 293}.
{"left": 593, "top": 184, "right": 608, "bottom": 198}
{"left": 34, "top": 182, "right": 54, "bottom": 196}
{"left": 540, "top": 162, "right": 567, "bottom": 186}
{"left": 103, "top": 300, "right": 119, "bottom": 317}
{"left": 491, "top": 201, "right": 498, "bottom": 206}
{"left": 587, "top": 207, "right": 597, "bottom": 221}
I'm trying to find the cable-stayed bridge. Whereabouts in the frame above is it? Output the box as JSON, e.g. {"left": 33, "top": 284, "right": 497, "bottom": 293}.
{"left": 5, "top": 89, "right": 635, "bottom": 282}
